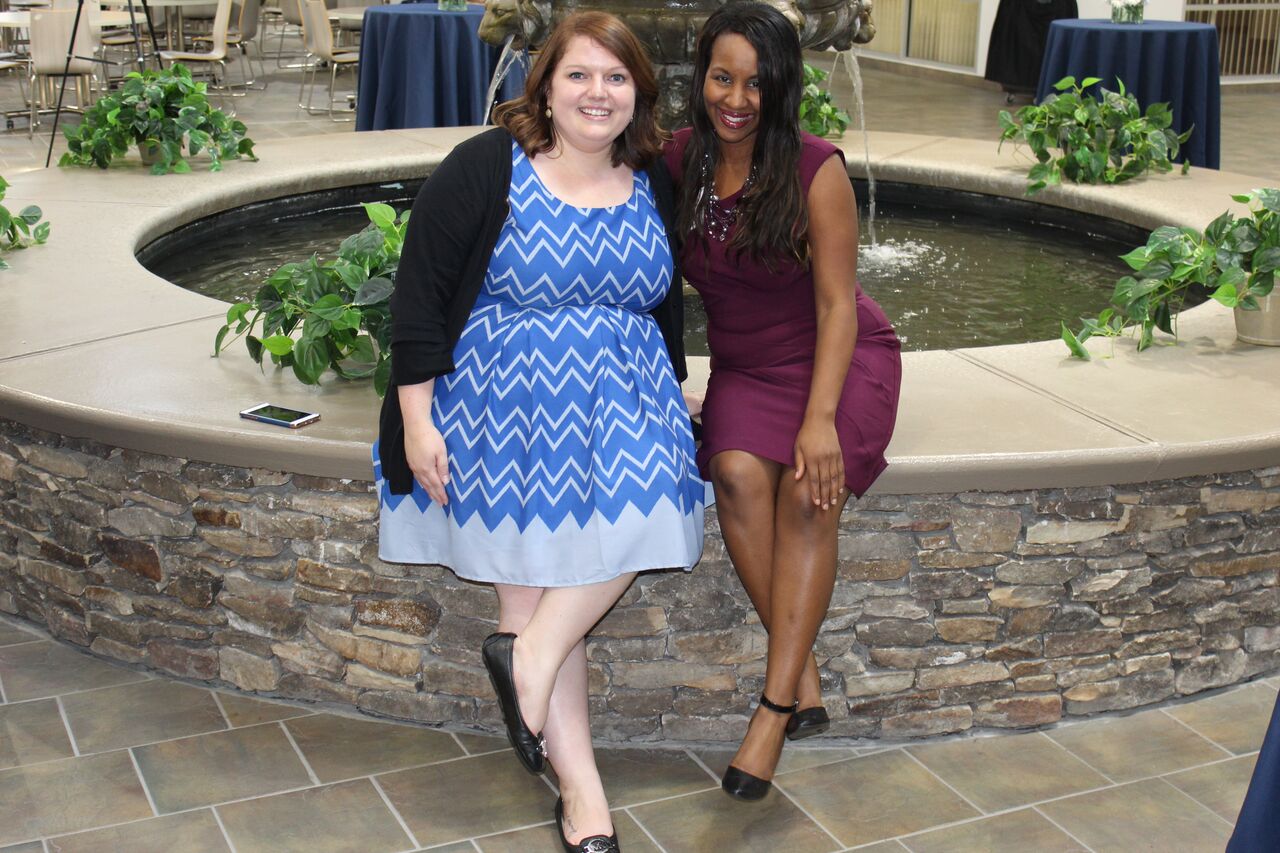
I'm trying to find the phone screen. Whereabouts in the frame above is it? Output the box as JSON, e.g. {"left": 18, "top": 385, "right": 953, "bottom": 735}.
{"left": 240, "top": 404, "right": 320, "bottom": 427}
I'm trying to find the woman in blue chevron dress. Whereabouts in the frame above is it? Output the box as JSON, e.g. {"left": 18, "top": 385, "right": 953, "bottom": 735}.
{"left": 374, "top": 13, "right": 702, "bottom": 851}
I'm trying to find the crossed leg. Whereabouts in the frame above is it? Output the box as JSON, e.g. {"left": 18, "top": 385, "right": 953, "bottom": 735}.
{"left": 711, "top": 449, "right": 847, "bottom": 782}
{"left": 495, "top": 573, "right": 635, "bottom": 842}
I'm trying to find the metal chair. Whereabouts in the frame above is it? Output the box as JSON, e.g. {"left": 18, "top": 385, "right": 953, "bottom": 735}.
{"left": 28, "top": 7, "right": 101, "bottom": 137}
{"left": 159, "top": 0, "right": 238, "bottom": 107}
{"left": 299, "top": 0, "right": 354, "bottom": 120}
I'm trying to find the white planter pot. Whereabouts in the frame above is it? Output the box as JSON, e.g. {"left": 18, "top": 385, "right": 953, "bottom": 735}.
{"left": 1236, "top": 291, "right": 1280, "bottom": 346}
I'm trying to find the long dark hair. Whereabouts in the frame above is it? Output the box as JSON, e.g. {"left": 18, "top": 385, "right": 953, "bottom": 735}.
{"left": 678, "top": 2, "right": 807, "bottom": 266}
{"left": 492, "top": 11, "right": 666, "bottom": 169}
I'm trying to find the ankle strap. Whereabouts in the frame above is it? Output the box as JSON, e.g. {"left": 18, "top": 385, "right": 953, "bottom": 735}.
{"left": 759, "top": 693, "right": 799, "bottom": 715}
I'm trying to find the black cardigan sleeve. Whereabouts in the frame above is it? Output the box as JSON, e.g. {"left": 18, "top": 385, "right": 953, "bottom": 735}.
{"left": 645, "top": 156, "right": 688, "bottom": 384}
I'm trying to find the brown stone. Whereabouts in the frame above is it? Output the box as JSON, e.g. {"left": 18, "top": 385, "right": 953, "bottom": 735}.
{"left": 1175, "top": 650, "right": 1247, "bottom": 693}
{"left": 871, "top": 645, "right": 983, "bottom": 670}
{"left": 83, "top": 586, "right": 135, "bottom": 615}
{"left": 98, "top": 534, "right": 162, "bottom": 581}
{"left": 1072, "top": 568, "right": 1154, "bottom": 602}
{"left": 839, "top": 560, "right": 912, "bottom": 581}
{"left": 844, "top": 671, "right": 916, "bottom": 697}
{"left": 193, "top": 504, "right": 241, "bottom": 528}
{"left": 1026, "top": 517, "right": 1126, "bottom": 545}
{"left": 1044, "top": 629, "right": 1123, "bottom": 658}
{"left": 272, "top": 640, "right": 345, "bottom": 678}
{"left": 1122, "top": 652, "right": 1173, "bottom": 675}
{"left": 289, "top": 491, "right": 378, "bottom": 521}
{"left": 986, "top": 637, "right": 1043, "bottom": 661}
{"left": 670, "top": 630, "right": 767, "bottom": 665}
{"left": 951, "top": 507, "right": 1022, "bottom": 552}
{"left": 1190, "top": 553, "right": 1276, "bottom": 578}
{"left": 857, "top": 619, "right": 935, "bottom": 647}
{"left": 1118, "top": 630, "right": 1199, "bottom": 658}
{"left": 919, "top": 551, "right": 1004, "bottom": 570}
{"left": 420, "top": 658, "right": 489, "bottom": 696}
{"left": 148, "top": 640, "right": 219, "bottom": 680}
{"left": 881, "top": 705, "right": 973, "bottom": 738}
{"left": 1015, "top": 674, "right": 1057, "bottom": 692}
{"left": 936, "top": 616, "right": 1002, "bottom": 643}
{"left": 989, "top": 586, "right": 1058, "bottom": 609}
{"left": 1201, "top": 488, "right": 1280, "bottom": 514}
{"left": 198, "top": 529, "right": 285, "bottom": 558}
{"left": 350, "top": 636, "right": 421, "bottom": 678}
{"left": 107, "top": 506, "right": 195, "bottom": 538}
{"left": 1007, "top": 606, "right": 1053, "bottom": 636}
{"left": 18, "top": 557, "right": 87, "bottom": 596}
{"left": 356, "top": 690, "right": 475, "bottom": 726}
{"left": 610, "top": 661, "right": 735, "bottom": 691}
{"left": 346, "top": 663, "right": 420, "bottom": 692}
{"left": 220, "top": 594, "right": 305, "bottom": 639}
{"left": 296, "top": 558, "right": 373, "bottom": 592}
{"left": 355, "top": 598, "right": 440, "bottom": 637}
{"left": 278, "top": 671, "right": 361, "bottom": 705}
{"left": 593, "top": 606, "right": 667, "bottom": 638}
{"left": 37, "top": 538, "right": 95, "bottom": 569}
{"left": 974, "top": 695, "right": 1062, "bottom": 728}
{"left": 21, "top": 445, "right": 91, "bottom": 479}
{"left": 912, "top": 572, "right": 988, "bottom": 600}
{"left": 995, "top": 559, "right": 1084, "bottom": 585}
{"left": 87, "top": 611, "right": 146, "bottom": 645}
{"left": 91, "top": 636, "right": 147, "bottom": 664}
{"left": 165, "top": 571, "right": 222, "bottom": 609}
{"left": 219, "top": 647, "right": 280, "bottom": 691}
{"left": 45, "top": 606, "right": 90, "bottom": 646}
{"left": 916, "top": 661, "right": 1009, "bottom": 690}
{"left": 1126, "top": 505, "right": 1196, "bottom": 532}
{"left": 1063, "top": 670, "right": 1174, "bottom": 714}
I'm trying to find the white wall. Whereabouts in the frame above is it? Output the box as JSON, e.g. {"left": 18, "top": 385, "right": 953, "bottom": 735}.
{"left": 974, "top": 0, "right": 1185, "bottom": 75}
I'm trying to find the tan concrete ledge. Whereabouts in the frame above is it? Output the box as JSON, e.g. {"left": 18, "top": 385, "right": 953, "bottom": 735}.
{"left": 3, "top": 128, "right": 1279, "bottom": 492}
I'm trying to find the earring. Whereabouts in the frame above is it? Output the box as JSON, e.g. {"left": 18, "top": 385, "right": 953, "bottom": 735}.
{"left": 545, "top": 106, "right": 552, "bottom": 118}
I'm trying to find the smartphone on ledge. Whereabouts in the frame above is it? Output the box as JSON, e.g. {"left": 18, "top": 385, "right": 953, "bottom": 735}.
{"left": 239, "top": 403, "right": 320, "bottom": 429}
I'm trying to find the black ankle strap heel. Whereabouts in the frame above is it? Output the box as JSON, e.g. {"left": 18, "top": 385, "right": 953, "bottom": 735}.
{"left": 721, "top": 693, "right": 798, "bottom": 802}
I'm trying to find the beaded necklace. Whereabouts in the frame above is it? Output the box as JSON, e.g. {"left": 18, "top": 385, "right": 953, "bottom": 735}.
{"left": 698, "top": 154, "right": 757, "bottom": 242}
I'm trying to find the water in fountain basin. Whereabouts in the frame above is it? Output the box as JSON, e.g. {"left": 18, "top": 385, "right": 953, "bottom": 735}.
{"left": 831, "top": 47, "right": 877, "bottom": 246}
{"left": 484, "top": 35, "right": 527, "bottom": 124}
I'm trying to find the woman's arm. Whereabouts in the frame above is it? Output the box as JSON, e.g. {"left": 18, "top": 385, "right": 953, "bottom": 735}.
{"left": 794, "top": 154, "right": 859, "bottom": 510}
{"left": 398, "top": 380, "right": 450, "bottom": 505}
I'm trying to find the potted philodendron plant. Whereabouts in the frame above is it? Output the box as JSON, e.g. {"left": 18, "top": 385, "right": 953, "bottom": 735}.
{"left": 0, "top": 175, "right": 49, "bottom": 269}
{"left": 799, "top": 63, "right": 850, "bottom": 138}
{"left": 60, "top": 63, "right": 256, "bottom": 176}
{"left": 1062, "top": 188, "right": 1280, "bottom": 358}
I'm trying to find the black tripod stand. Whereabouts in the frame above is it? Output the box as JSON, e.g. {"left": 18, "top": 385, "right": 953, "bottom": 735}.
{"left": 42, "top": 0, "right": 162, "bottom": 167}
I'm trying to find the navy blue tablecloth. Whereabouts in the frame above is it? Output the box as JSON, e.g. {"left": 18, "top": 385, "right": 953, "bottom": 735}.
{"left": 1035, "top": 19, "right": 1220, "bottom": 169}
{"left": 356, "top": 3, "right": 528, "bottom": 131}
{"left": 1228, "top": 689, "right": 1280, "bottom": 851}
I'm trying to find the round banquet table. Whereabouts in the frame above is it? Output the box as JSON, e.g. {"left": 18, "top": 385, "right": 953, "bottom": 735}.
{"left": 1035, "top": 19, "right": 1220, "bottom": 169}
{"left": 355, "top": 2, "right": 527, "bottom": 131}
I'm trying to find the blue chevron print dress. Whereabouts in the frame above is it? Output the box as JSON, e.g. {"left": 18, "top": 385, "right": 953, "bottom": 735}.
{"left": 376, "top": 143, "right": 704, "bottom": 586}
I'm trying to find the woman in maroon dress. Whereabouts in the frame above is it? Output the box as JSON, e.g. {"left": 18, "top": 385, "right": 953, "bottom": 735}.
{"left": 665, "top": 2, "right": 901, "bottom": 801}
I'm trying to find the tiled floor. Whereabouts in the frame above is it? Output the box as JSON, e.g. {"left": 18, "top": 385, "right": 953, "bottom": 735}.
{"left": 2, "top": 25, "right": 1279, "bottom": 853}
{"left": 1, "top": 614, "right": 1275, "bottom": 851}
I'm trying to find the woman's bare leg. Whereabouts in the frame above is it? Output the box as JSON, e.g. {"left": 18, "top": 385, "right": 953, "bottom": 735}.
{"left": 729, "top": 471, "right": 847, "bottom": 781}
{"left": 496, "top": 574, "right": 635, "bottom": 840}
{"left": 711, "top": 451, "right": 826, "bottom": 710}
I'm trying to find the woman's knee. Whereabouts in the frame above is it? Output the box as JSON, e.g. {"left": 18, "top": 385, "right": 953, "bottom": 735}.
{"left": 710, "top": 451, "right": 776, "bottom": 504}
{"left": 495, "top": 584, "right": 543, "bottom": 630}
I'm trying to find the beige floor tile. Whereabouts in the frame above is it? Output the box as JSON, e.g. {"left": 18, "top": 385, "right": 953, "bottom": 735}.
{"left": 628, "top": 786, "right": 838, "bottom": 853}
{"left": 133, "top": 723, "right": 313, "bottom": 813}
{"left": 693, "top": 746, "right": 860, "bottom": 778}
{"left": 284, "top": 713, "right": 463, "bottom": 782}
{"left": 215, "top": 692, "right": 312, "bottom": 727}
{"left": 1165, "top": 755, "right": 1259, "bottom": 824}
{"left": 477, "top": 809, "right": 658, "bottom": 852}
{"left": 1165, "top": 685, "right": 1279, "bottom": 754}
{"left": 0, "top": 698, "right": 74, "bottom": 769}
{"left": 0, "top": 843, "right": 46, "bottom": 853}
{"left": 907, "top": 732, "right": 1107, "bottom": 813}
{"left": 0, "top": 642, "right": 148, "bottom": 701}
{"left": 851, "top": 843, "right": 910, "bottom": 853}
{"left": 376, "top": 750, "right": 557, "bottom": 847}
{"left": 217, "top": 778, "right": 413, "bottom": 853}
{"left": 574, "top": 748, "right": 715, "bottom": 807}
{"left": 0, "top": 622, "right": 39, "bottom": 647}
{"left": 778, "top": 749, "right": 979, "bottom": 847}
{"left": 61, "top": 680, "right": 227, "bottom": 754}
{"left": 0, "top": 751, "right": 153, "bottom": 846}
{"left": 1039, "top": 778, "right": 1233, "bottom": 852}
{"left": 46, "top": 810, "right": 230, "bottom": 853}
{"left": 901, "top": 809, "right": 1086, "bottom": 853}
{"left": 455, "top": 730, "right": 509, "bottom": 755}
{"left": 1047, "top": 709, "right": 1230, "bottom": 782}
{"left": 424, "top": 844, "right": 480, "bottom": 853}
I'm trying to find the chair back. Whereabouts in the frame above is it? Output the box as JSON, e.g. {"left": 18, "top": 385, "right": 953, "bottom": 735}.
{"left": 281, "top": 0, "right": 302, "bottom": 27}
{"left": 302, "top": 0, "right": 331, "bottom": 60}
{"left": 30, "top": 8, "right": 98, "bottom": 75}
{"left": 237, "top": 0, "right": 262, "bottom": 41}
{"left": 203, "top": 0, "right": 233, "bottom": 57}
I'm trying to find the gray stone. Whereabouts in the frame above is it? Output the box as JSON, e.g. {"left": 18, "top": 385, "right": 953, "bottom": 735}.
{"left": 857, "top": 619, "right": 935, "bottom": 647}
{"left": 974, "top": 695, "right": 1062, "bottom": 727}
{"left": 995, "top": 559, "right": 1085, "bottom": 585}
{"left": 611, "top": 661, "right": 735, "bottom": 691}
{"left": 989, "top": 586, "right": 1058, "bottom": 609}
{"left": 1044, "top": 629, "right": 1123, "bottom": 657}
{"left": 595, "top": 606, "right": 668, "bottom": 638}
{"left": 198, "top": 529, "right": 285, "bottom": 558}
{"left": 272, "top": 640, "right": 345, "bottom": 678}
{"left": 669, "top": 630, "right": 767, "bottom": 665}
{"left": 346, "top": 663, "right": 420, "bottom": 692}
{"left": 1176, "top": 650, "right": 1248, "bottom": 693}
{"left": 357, "top": 690, "right": 475, "bottom": 725}
{"left": 1071, "top": 568, "right": 1153, "bottom": 601}
{"left": 935, "top": 616, "right": 1002, "bottom": 643}
{"left": 917, "top": 661, "right": 1009, "bottom": 690}
{"left": 219, "top": 647, "right": 280, "bottom": 691}
{"left": 881, "top": 706, "right": 973, "bottom": 738}
{"left": 1063, "top": 670, "right": 1175, "bottom": 714}
{"left": 107, "top": 506, "right": 195, "bottom": 538}
{"left": 844, "top": 671, "right": 916, "bottom": 697}
{"left": 148, "top": 641, "right": 219, "bottom": 680}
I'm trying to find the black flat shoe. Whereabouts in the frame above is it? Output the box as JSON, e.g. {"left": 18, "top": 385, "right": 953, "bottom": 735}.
{"left": 785, "top": 705, "right": 831, "bottom": 740}
{"left": 721, "top": 693, "right": 797, "bottom": 802}
{"left": 555, "top": 797, "right": 620, "bottom": 853}
{"left": 481, "top": 632, "right": 546, "bottom": 774}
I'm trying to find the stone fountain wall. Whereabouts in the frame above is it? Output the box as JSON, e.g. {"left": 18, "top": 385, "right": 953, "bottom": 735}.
{"left": 2, "top": 416, "right": 1279, "bottom": 741}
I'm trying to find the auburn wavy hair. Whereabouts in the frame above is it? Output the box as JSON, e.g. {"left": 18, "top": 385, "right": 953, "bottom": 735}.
{"left": 493, "top": 11, "right": 666, "bottom": 169}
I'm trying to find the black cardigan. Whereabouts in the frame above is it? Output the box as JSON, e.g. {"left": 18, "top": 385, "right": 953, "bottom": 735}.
{"left": 378, "top": 127, "right": 687, "bottom": 495}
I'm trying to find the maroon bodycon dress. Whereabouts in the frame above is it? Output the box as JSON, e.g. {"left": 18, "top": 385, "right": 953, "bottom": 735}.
{"left": 665, "top": 129, "right": 901, "bottom": 497}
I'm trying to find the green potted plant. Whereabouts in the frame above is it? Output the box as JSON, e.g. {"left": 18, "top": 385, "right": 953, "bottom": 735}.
{"left": 213, "top": 202, "right": 408, "bottom": 395}
{"left": 799, "top": 63, "right": 850, "bottom": 138}
{"left": 60, "top": 63, "right": 256, "bottom": 176}
{"left": 0, "top": 176, "right": 50, "bottom": 269}
{"left": 1062, "top": 187, "right": 1280, "bottom": 358}
{"left": 999, "top": 76, "right": 1191, "bottom": 195}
